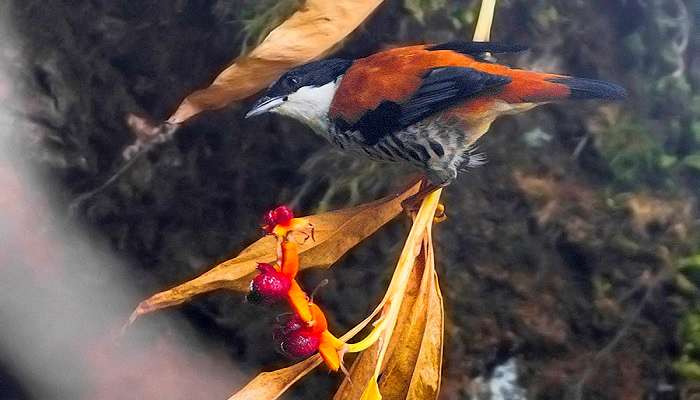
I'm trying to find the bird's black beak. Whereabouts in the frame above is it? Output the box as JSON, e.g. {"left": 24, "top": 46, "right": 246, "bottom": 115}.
{"left": 245, "top": 95, "right": 285, "bottom": 119}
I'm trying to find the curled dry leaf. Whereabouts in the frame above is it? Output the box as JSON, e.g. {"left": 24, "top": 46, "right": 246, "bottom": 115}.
{"left": 345, "top": 234, "right": 443, "bottom": 400}
{"left": 228, "top": 355, "right": 322, "bottom": 400}
{"left": 168, "top": 0, "right": 385, "bottom": 124}
{"left": 380, "top": 270, "right": 444, "bottom": 400}
{"left": 334, "top": 242, "right": 428, "bottom": 400}
{"left": 128, "top": 182, "right": 419, "bottom": 325}
{"left": 408, "top": 273, "right": 444, "bottom": 399}
{"left": 361, "top": 192, "right": 441, "bottom": 399}
{"left": 227, "top": 288, "right": 393, "bottom": 400}
{"left": 335, "top": 344, "right": 382, "bottom": 400}
{"left": 227, "top": 202, "right": 442, "bottom": 400}
{"left": 335, "top": 188, "right": 442, "bottom": 400}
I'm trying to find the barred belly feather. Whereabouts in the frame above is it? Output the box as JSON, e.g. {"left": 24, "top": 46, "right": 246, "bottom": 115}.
{"left": 329, "top": 114, "right": 485, "bottom": 184}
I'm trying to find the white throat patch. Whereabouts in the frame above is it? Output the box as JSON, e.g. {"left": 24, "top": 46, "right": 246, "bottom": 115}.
{"left": 273, "top": 80, "right": 339, "bottom": 135}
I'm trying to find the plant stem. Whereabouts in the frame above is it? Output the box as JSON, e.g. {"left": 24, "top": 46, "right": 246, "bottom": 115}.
{"left": 473, "top": 0, "right": 496, "bottom": 42}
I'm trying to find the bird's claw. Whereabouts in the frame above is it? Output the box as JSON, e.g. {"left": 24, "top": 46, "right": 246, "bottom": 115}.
{"left": 401, "top": 197, "right": 420, "bottom": 215}
{"left": 434, "top": 203, "right": 447, "bottom": 223}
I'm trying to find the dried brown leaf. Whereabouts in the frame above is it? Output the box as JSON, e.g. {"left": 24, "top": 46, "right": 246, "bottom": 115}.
{"left": 334, "top": 344, "right": 382, "bottom": 400}
{"left": 380, "top": 244, "right": 429, "bottom": 367}
{"left": 342, "top": 189, "right": 440, "bottom": 400}
{"left": 228, "top": 356, "right": 322, "bottom": 400}
{"left": 333, "top": 255, "right": 425, "bottom": 400}
{"left": 405, "top": 272, "right": 444, "bottom": 399}
{"left": 168, "top": 0, "right": 385, "bottom": 124}
{"left": 128, "top": 183, "right": 418, "bottom": 324}
{"left": 334, "top": 191, "right": 440, "bottom": 400}
{"left": 378, "top": 243, "right": 443, "bottom": 400}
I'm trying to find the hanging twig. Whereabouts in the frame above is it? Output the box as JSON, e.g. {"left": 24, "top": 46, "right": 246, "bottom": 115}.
{"left": 68, "top": 114, "right": 179, "bottom": 214}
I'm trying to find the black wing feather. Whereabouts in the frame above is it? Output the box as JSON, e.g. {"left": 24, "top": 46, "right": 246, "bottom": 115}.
{"left": 398, "top": 67, "right": 511, "bottom": 127}
{"left": 340, "top": 67, "right": 511, "bottom": 145}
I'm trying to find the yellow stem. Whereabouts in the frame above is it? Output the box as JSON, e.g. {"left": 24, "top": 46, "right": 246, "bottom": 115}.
{"left": 369, "top": 188, "right": 442, "bottom": 385}
{"left": 345, "top": 319, "right": 387, "bottom": 353}
{"left": 473, "top": 0, "right": 496, "bottom": 42}
{"left": 322, "top": 330, "right": 347, "bottom": 350}
{"left": 359, "top": 1, "right": 497, "bottom": 397}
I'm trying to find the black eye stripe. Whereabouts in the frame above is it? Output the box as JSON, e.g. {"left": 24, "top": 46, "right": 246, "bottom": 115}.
{"left": 264, "top": 58, "right": 351, "bottom": 98}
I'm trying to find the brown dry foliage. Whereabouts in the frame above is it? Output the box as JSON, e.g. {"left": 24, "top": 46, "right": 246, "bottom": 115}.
{"left": 127, "top": 0, "right": 502, "bottom": 398}
{"left": 168, "top": 0, "right": 385, "bottom": 124}
{"left": 335, "top": 238, "right": 444, "bottom": 400}
{"left": 226, "top": 191, "right": 444, "bottom": 400}
{"left": 228, "top": 356, "right": 322, "bottom": 400}
{"left": 128, "top": 182, "right": 419, "bottom": 324}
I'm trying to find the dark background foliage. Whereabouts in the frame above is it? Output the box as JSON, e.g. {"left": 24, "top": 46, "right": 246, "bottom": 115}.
{"left": 2, "top": 0, "right": 699, "bottom": 399}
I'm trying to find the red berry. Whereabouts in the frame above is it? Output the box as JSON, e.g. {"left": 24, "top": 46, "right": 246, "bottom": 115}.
{"left": 246, "top": 263, "right": 291, "bottom": 304}
{"left": 273, "top": 314, "right": 320, "bottom": 359}
{"left": 262, "top": 210, "right": 277, "bottom": 233}
{"left": 277, "top": 327, "right": 321, "bottom": 359}
{"left": 273, "top": 314, "right": 305, "bottom": 342}
{"left": 273, "top": 205, "right": 294, "bottom": 225}
{"left": 262, "top": 205, "right": 295, "bottom": 234}
{"left": 257, "top": 263, "right": 277, "bottom": 274}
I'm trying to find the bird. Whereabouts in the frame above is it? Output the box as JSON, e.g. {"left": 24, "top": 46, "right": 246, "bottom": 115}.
{"left": 245, "top": 41, "right": 626, "bottom": 199}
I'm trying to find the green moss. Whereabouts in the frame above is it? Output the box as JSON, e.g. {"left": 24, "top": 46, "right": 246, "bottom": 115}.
{"left": 683, "top": 155, "right": 700, "bottom": 173}
{"left": 675, "top": 254, "right": 700, "bottom": 380}
{"left": 621, "top": 33, "right": 646, "bottom": 61}
{"left": 692, "top": 121, "right": 700, "bottom": 145}
{"left": 598, "top": 119, "right": 671, "bottom": 187}
{"left": 534, "top": 5, "right": 559, "bottom": 29}
{"left": 655, "top": 75, "right": 692, "bottom": 103}
{"left": 679, "top": 255, "right": 700, "bottom": 293}
{"left": 681, "top": 311, "right": 700, "bottom": 357}
{"left": 674, "top": 358, "right": 700, "bottom": 381}
{"left": 676, "top": 274, "right": 698, "bottom": 296}
{"left": 403, "top": 0, "right": 448, "bottom": 24}
{"left": 449, "top": 8, "right": 476, "bottom": 30}
{"left": 680, "top": 255, "right": 700, "bottom": 272}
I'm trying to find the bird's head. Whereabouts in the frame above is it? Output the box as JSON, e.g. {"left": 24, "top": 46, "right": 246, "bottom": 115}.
{"left": 245, "top": 58, "right": 352, "bottom": 131}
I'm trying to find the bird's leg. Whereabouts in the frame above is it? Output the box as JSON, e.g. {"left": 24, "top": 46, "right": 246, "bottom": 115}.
{"left": 401, "top": 179, "right": 446, "bottom": 213}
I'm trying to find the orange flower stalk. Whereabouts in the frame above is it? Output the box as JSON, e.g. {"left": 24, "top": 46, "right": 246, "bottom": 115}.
{"left": 285, "top": 282, "right": 387, "bottom": 373}
{"left": 286, "top": 280, "right": 312, "bottom": 322}
{"left": 256, "top": 205, "right": 392, "bottom": 373}
{"left": 263, "top": 205, "right": 314, "bottom": 241}
{"left": 252, "top": 205, "right": 349, "bottom": 370}
{"left": 248, "top": 207, "right": 307, "bottom": 306}
{"left": 279, "top": 241, "right": 299, "bottom": 278}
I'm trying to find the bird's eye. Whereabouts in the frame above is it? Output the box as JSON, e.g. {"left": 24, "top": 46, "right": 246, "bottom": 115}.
{"left": 285, "top": 76, "right": 299, "bottom": 86}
